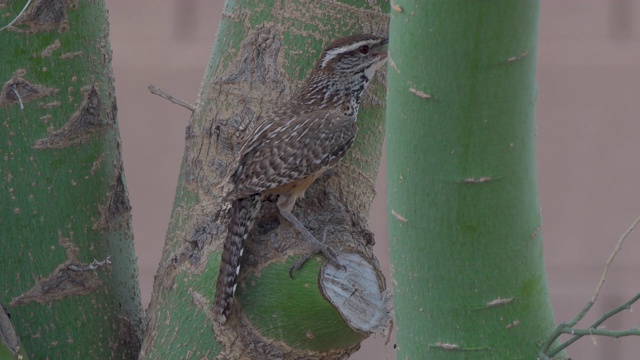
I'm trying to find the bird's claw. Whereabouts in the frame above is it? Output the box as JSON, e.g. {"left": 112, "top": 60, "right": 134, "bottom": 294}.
{"left": 289, "top": 228, "right": 345, "bottom": 278}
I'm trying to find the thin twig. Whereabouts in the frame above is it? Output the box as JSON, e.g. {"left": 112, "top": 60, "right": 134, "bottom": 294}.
{"left": 547, "top": 292, "right": 640, "bottom": 357}
{"left": 560, "top": 327, "right": 640, "bottom": 338}
{"left": 538, "top": 322, "right": 566, "bottom": 356}
{"left": 539, "top": 215, "right": 640, "bottom": 357}
{"left": 12, "top": 85, "right": 24, "bottom": 110}
{"left": 148, "top": 84, "right": 195, "bottom": 112}
{"left": 591, "top": 215, "right": 640, "bottom": 303}
{"left": 67, "top": 255, "right": 112, "bottom": 272}
{"left": 0, "top": 0, "right": 32, "bottom": 32}
{"left": 584, "top": 292, "right": 640, "bottom": 335}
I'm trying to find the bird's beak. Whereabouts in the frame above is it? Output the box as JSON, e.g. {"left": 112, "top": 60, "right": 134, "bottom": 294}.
{"left": 374, "top": 38, "right": 389, "bottom": 62}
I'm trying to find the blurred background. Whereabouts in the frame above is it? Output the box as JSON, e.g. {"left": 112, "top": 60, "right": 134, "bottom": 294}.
{"left": 105, "top": 1, "right": 640, "bottom": 359}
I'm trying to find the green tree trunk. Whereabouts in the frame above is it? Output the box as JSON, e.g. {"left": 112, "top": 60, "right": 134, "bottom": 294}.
{"left": 141, "top": 1, "right": 390, "bottom": 359}
{"left": 386, "top": 1, "right": 560, "bottom": 359}
{"left": 0, "top": 1, "right": 143, "bottom": 358}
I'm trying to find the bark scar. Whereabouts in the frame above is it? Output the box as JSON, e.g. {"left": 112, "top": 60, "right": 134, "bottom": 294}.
{"left": 33, "top": 84, "right": 113, "bottom": 149}
{"left": 10, "top": 230, "right": 106, "bottom": 306}
{"left": 7, "top": 0, "right": 71, "bottom": 33}
{"left": 0, "top": 71, "right": 59, "bottom": 108}
{"left": 93, "top": 166, "right": 132, "bottom": 231}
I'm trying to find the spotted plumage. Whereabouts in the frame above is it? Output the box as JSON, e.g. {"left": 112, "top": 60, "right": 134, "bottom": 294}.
{"left": 226, "top": 110, "right": 357, "bottom": 200}
{"left": 214, "top": 34, "right": 388, "bottom": 325}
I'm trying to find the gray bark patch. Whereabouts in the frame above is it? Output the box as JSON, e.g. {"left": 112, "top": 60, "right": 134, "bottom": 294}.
{"left": 222, "top": 26, "right": 285, "bottom": 91}
{"left": 10, "top": 230, "right": 105, "bottom": 306}
{"left": 93, "top": 167, "right": 132, "bottom": 231}
{"left": 0, "top": 74, "right": 59, "bottom": 108}
{"left": 9, "top": 0, "right": 70, "bottom": 33}
{"left": 0, "top": 306, "right": 20, "bottom": 357}
{"left": 33, "top": 84, "right": 112, "bottom": 149}
{"left": 117, "top": 315, "right": 141, "bottom": 359}
{"left": 320, "top": 252, "right": 393, "bottom": 335}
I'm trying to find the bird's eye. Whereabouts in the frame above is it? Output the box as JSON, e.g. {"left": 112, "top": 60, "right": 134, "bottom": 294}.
{"left": 358, "top": 45, "right": 370, "bottom": 54}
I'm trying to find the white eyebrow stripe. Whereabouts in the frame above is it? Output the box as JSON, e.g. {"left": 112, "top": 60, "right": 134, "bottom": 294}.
{"left": 320, "top": 53, "right": 338, "bottom": 68}
{"left": 320, "top": 39, "right": 377, "bottom": 68}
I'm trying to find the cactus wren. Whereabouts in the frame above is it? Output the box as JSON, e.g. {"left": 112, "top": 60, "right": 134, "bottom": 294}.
{"left": 214, "top": 34, "right": 388, "bottom": 324}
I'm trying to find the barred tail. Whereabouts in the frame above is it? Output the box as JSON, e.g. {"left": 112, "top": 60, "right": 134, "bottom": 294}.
{"left": 214, "top": 194, "right": 261, "bottom": 325}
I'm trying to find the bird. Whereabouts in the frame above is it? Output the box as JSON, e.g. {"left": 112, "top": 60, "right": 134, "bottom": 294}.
{"left": 214, "top": 33, "right": 388, "bottom": 325}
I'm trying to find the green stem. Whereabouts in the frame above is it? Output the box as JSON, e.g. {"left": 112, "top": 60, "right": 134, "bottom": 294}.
{"left": 0, "top": 0, "right": 142, "bottom": 358}
{"left": 561, "top": 327, "right": 640, "bottom": 338}
{"left": 387, "top": 1, "right": 556, "bottom": 359}
{"left": 546, "top": 292, "right": 640, "bottom": 357}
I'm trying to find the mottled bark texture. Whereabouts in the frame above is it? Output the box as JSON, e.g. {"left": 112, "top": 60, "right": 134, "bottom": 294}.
{"left": 141, "top": 1, "right": 391, "bottom": 359}
{"left": 0, "top": 0, "right": 143, "bottom": 359}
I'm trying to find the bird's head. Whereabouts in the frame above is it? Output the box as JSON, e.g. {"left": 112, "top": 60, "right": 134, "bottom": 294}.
{"left": 316, "top": 34, "right": 388, "bottom": 78}
{"left": 298, "top": 34, "right": 388, "bottom": 112}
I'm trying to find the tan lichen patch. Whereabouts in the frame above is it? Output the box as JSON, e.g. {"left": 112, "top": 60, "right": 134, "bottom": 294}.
{"left": 391, "top": 209, "right": 407, "bottom": 223}
{"left": 40, "top": 100, "right": 61, "bottom": 109}
{"left": 10, "top": 230, "right": 105, "bottom": 306}
{"left": 0, "top": 73, "right": 59, "bottom": 108}
{"left": 33, "top": 84, "right": 112, "bottom": 149}
{"left": 433, "top": 342, "right": 459, "bottom": 350}
{"left": 408, "top": 87, "right": 431, "bottom": 99}
{"left": 485, "top": 296, "right": 514, "bottom": 308}
{"left": 505, "top": 319, "right": 520, "bottom": 329}
{"left": 189, "top": 289, "right": 215, "bottom": 323}
{"left": 463, "top": 176, "right": 493, "bottom": 184}
{"left": 59, "top": 51, "right": 83, "bottom": 60}
{"left": 507, "top": 50, "right": 529, "bottom": 63}
{"left": 41, "top": 39, "right": 61, "bottom": 58}
{"left": 9, "top": 0, "right": 69, "bottom": 33}
{"left": 93, "top": 167, "right": 131, "bottom": 231}
{"left": 90, "top": 154, "right": 105, "bottom": 175}
{"left": 159, "top": 260, "right": 178, "bottom": 292}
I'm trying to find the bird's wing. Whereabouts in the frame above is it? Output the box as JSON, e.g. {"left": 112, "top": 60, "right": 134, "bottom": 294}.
{"left": 225, "top": 109, "right": 357, "bottom": 199}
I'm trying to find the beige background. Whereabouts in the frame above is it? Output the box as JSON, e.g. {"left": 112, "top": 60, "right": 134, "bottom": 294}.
{"left": 106, "top": 1, "right": 640, "bottom": 359}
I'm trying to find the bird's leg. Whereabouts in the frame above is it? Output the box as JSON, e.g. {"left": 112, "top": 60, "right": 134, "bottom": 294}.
{"left": 288, "top": 228, "right": 344, "bottom": 277}
{"left": 277, "top": 208, "right": 344, "bottom": 276}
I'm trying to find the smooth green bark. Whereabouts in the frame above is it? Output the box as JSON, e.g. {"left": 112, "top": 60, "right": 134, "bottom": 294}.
{"left": 387, "top": 1, "right": 560, "bottom": 359}
{"left": 141, "top": 1, "right": 389, "bottom": 359}
{"left": 0, "top": 1, "right": 142, "bottom": 358}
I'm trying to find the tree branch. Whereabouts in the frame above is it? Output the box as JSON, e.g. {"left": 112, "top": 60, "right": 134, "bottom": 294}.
{"left": 0, "top": 0, "right": 32, "bottom": 32}
{"left": 545, "top": 292, "right": 640, "bottom": 358}
{"left": 147, "top": 84, "right": 195, "bottom": 112}
{"left": 539, "top": 214, "right": 640, "bottom": 358}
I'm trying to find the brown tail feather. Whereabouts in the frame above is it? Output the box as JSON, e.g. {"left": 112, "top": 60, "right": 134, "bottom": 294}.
{"left": 214, "top": 194, "right": 261, "bottom": 324}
